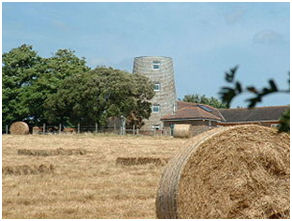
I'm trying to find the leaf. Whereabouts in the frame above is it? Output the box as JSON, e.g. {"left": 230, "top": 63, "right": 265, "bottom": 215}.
{"left": 219, "top": 87, "right": 237, "bottom": 108}
{"left": 224, "top": 65, "right": 239, "bottom": 83}
{"left": 247, "top": 86, "right": 258, "bottom": 94}
{"left": 235, "top": 81, "right": 242, "bottom": 93}
{"left": 268, "top": 79, "right": 278, "bottom": 91}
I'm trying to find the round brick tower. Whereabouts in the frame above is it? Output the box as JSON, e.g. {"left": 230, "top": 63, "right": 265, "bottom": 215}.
{"left": 133, "top": 56, "right": 177, "bottom": 130}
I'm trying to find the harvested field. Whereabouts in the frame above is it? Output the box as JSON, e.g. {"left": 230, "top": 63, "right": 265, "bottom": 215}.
{"left": 17, "top": 148, "right": 87, "bottom": 156}
{"left": 116, "top": 157, "right": 169, "bottom": 166}
{"left": 156, "top": 125, "right": 290, "bottom": 219}
{"left": 2, "top": 134, "right": 186, "bottom": 219}
{"left": 3, "top": 164, "right": 54, "bottom": 176}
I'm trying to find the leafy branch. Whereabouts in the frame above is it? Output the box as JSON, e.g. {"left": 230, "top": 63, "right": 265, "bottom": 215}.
{"left": 219, "top": 66, "right": 290, "bottom": 132}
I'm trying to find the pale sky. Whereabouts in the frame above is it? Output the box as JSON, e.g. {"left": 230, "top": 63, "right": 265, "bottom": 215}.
{"left": 2, "top": 2, "right": 290, "bottom": 107}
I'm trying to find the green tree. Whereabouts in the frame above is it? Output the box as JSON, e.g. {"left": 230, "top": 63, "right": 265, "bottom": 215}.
{"left": 126, "top": 73, "right": 155, "bottom": 128}
{"left": 219, "top": 66, "right": 289, "bottom": 133}
{"left": 45, "top": 67, "right": 155, "bottom": 128}
{"left": 20, "top": 49, "right": 90, "bottom": 125}
{"left": 2, "top": 45, "right": 90, "bottom": 128}
{"left": 182, "top": 94, "right": 227, "bottom": 108}
{"left": 2, "top": 44, "right": 43, "bottom": 127}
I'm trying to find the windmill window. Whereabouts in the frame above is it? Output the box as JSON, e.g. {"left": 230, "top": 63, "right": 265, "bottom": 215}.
{"left": 152, "top": 61, "right": 161, "bottom": 70}
{"left": 152, "top": 104, "right": 160, "bottom": 113}
{"left": 154, "top": 83, "right": 161, "bottom": 91}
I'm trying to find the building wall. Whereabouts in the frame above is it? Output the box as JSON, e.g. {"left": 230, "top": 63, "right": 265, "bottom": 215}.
{"left": 163, "top": 120, "right": 281, "bottom": 137}
{"left": 163, "top": 120, "right": 217, "bottom": 136}
{"left": 217, "top": 121, "right": 280, "bottom": 127}
{"left": 133, "top": 56, "right": 177, "bottom": 130}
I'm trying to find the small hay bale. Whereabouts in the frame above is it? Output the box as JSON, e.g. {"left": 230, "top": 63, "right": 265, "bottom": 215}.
{"left": 156, "top": 125, "right": 290, "bottom": 219}
{"left": 9, "top": 121, "right": 29, "bottom": 135}
{"left": 63, "top": 128, "right": 76, "bottom": 133}
{"left": 2, "top": 164, "right": 54, "bottom": 176}
{"left": 32, "top": 126, "right": 42, "bottom": 135}
{"left": 116, "top": 157, "right": 169, "bottom": 166}
{"left": 17, "top": 148, "right": 87, "bottom": 156}
{"left": 173, "top": 124, "right": 191, "bottom": 138}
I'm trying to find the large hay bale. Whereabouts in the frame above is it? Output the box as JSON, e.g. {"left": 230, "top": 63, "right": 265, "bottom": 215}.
{"left": 156, "top": 125, "right": 290, "bottom": 219}
{"left": 9, "top": 121, "right": 29, "bottom": 135}
{"left": 173, "top": 124, "right": 191, "bottom": 138}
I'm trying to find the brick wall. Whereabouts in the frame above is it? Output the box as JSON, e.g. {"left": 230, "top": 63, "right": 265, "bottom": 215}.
{"left": 163, "top": 120, "right": 217, "bottom": 136}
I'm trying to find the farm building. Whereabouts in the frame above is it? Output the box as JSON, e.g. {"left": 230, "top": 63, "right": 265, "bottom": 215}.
{"left": 218, "top": 105, "right": 289, "bottom": 127}
{"left": 131, "top": 56, "right": 288, "bottom": 135}
{"left": 161, "top": 101, "right": 289, "bottom": 136}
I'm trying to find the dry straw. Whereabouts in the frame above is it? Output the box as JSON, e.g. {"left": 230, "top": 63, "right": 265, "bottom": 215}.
{"left": 9, "top": 121, "right": 29, "bottom": 135}
{"left": 17, "top": 148, "right": 87, "bottom": 156}
{"left": 156, "top": 125, "right": 290, "bottom": 219}
{"left": 116, "top": 157, "right": 169, "bottom": 166}
{"left": 173, "top": 124, "right": 191, "bottom": 138}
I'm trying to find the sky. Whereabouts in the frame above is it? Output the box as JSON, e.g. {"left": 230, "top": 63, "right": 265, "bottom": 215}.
{"left": 2, "top": 2, "right": 290, "bottom": 107}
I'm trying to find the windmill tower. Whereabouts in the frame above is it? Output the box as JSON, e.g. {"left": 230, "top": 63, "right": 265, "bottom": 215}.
{"left": 133, "top": 56, "right": 177, "bottom": 130}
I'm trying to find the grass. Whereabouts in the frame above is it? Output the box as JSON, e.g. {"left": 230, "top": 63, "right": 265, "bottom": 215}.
{"left": 2, "top": 134, "right": 186, "bottom": 219}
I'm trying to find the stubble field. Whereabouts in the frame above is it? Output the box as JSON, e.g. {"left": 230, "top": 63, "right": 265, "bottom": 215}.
{"left": 2, "top": 134, "right": 186, "bottom": 219}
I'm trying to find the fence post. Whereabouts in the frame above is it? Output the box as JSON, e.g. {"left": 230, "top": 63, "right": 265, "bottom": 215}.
{"left": 78, "top": 123, "right": 80, "bottom": 134}
{"left": 59, "top": 123, "right": 62, "bottom": 134}
{"left": 136, "top": 128, "right": 139, "bottom": 135}
{"left": 133, "top": 125, "right": 135, "bottom": 135}
{"left": 123, "top": 121, "right": 125, "bottom": 135}
{"left": 43, "top": 123, "right": 46, "bottom": 135}
{"left": 95, "top": 122, "right": 98, "bottom": 133}
{"left": 6, "top": 125, "right": 8, "bottom": 134}
{"left": 120, "top": 115, "right": 126, "bottom": 135}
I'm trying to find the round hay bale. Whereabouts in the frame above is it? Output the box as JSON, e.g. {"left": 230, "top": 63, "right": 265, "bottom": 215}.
{"left": 173, "top": 124, "right": 191, "bottom": 138}
{"left": 156, "top": 125, "right": 290, "bottom": 219}
{"left": 9, "top": 121, "right": 29, "bottom": 135}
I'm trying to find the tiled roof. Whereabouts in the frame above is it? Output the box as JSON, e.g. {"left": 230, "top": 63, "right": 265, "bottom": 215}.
{"left": 161, "top": 101, "right": 289, "bottom": 123}
{"left": 176, "top": 101, "right": 225, "bottom": 120}
{"left": 161, "top": 101, "right": 224, "bottom": 121}
{"left": 219, "top": 106, "right": 289, "bottom": 123}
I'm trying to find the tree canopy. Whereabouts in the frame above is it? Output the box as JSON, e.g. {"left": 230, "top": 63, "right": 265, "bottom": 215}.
{"left": 182, "top": 94, "right": 227, "bottom": 108}
{"left": 3, "top": 45, "right": 154, "bottom": 129}
{"left": 2, "top": 44, "right": 43, "bottom": 126}
{"left": 45, "top": 67, "right": 154, "bottom": 128}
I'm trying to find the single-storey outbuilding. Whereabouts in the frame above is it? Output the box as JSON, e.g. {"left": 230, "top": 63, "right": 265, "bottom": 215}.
{"left": 161, "top": 101, "right": 289, "bottom": 136}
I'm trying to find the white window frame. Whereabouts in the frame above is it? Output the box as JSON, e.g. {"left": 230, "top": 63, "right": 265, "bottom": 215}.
{"left": 152, "top": 104, "right": 160, "bottom": 113}
{"left": 154, "top": 83, "right": 161, "bottom": 91}
{"left": 271, "top": 123, "right": 279, "bottom": 128}
{"left": 152, "top": 61, "right": 161, "bottom": 70}
{"left": 152, "top": 124, "right": 160, "bottom": 130}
